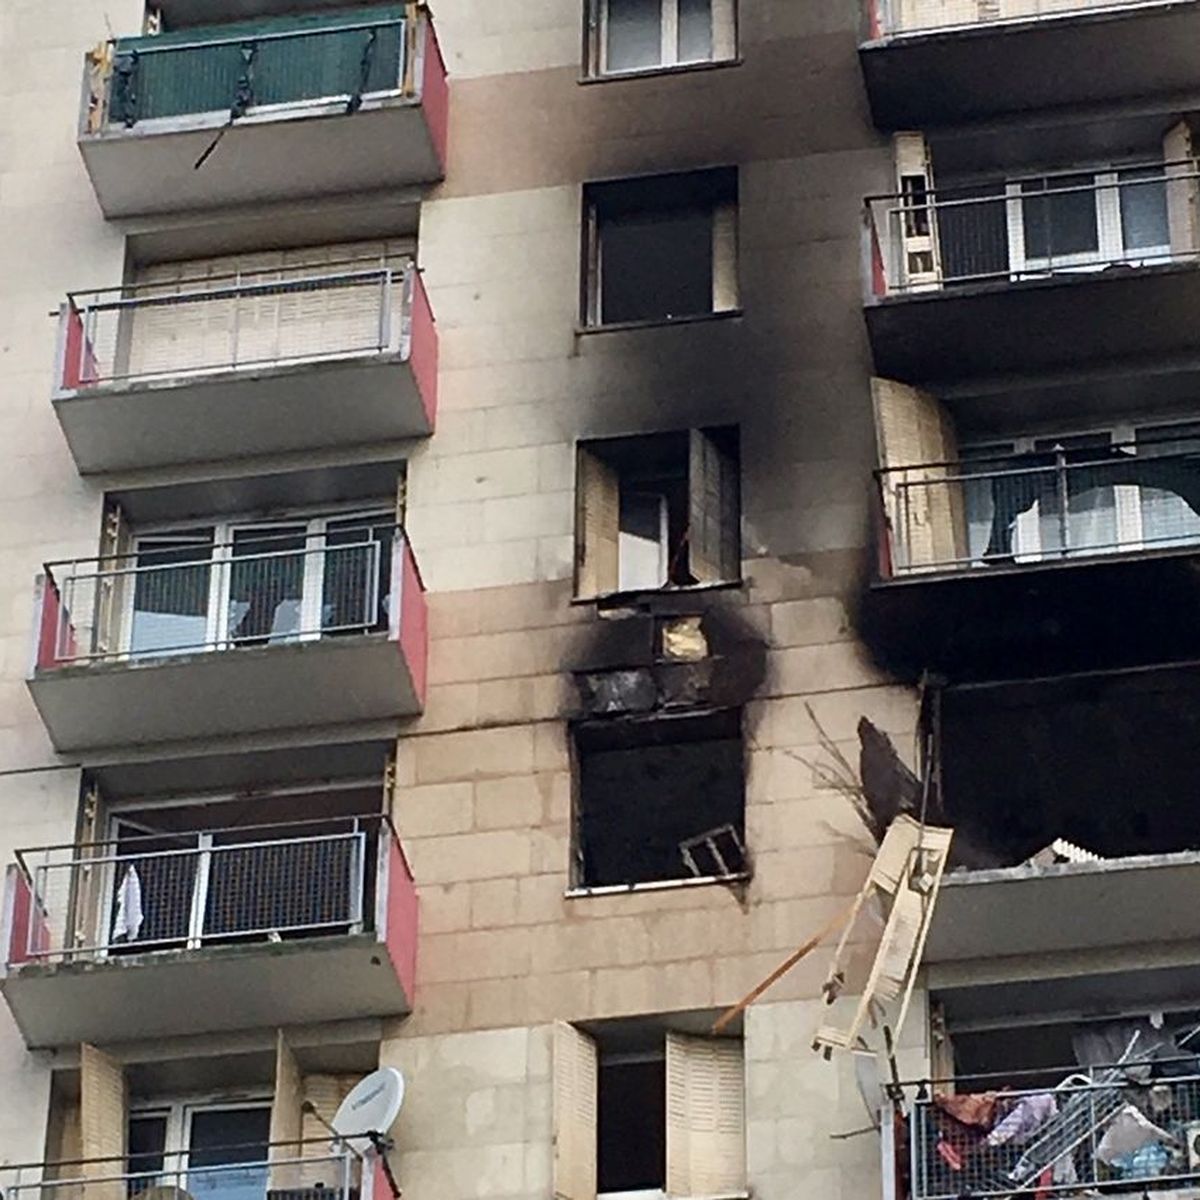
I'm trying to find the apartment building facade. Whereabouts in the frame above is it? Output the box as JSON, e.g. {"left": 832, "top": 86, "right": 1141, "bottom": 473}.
{"left": 0, "top": 1, "right": 1198, "bottom": 1200}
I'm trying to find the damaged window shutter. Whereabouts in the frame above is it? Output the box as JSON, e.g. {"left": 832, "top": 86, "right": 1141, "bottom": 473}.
{"left": 81, "top": 1043, "right": 127, "bottom": 1200}
{"left": 94, "top": 502, "right": 131, "bottom": 657}
{"left": 1164, "top": 121, "right": 1198, "bottom": 256}
{"left": 553, "top": 1022, "right": 598, "bottom": 1200}
{"left": 269, "top": 1030, "right": 303, "bottom": 1190}
{"left": 666, "top": 1034, "right": 746, "bottom": 1199}
{"left": 576, "top": 446, "right": 620, "bottom": 597}
{"left": 813, "top": 814, "right": 953, "bottom": 1056}
{"left": 711, "top": 202, "right": 739, "bottom": 312}
{"left": 871, "top": 377, "right": 965, "bottom": 573}
{"left": 688, "top": 429, "right": 740, "bottom": 584}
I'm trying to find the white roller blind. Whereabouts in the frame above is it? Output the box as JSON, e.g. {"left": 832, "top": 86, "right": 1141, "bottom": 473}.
{"left": 553, "top": 1022, "right": 598, "bottom": 1200}
{"left": 665, "top": 1033, "right": 746, "bottom": 1199}
{"left": 128, "top": 240, "right": 413, "bottom": 379}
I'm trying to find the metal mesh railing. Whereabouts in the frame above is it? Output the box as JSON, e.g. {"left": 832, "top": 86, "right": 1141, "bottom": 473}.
{"left": 867, "top": 163, "right": 1200, "bottom": 297}
{"left": 0, "top": 1142, "right": 362, "bottom": 1200}
{"left": 62, "top": 264, "right": 411, "bottom": 390}
{"left": 14, "top": 818, "right": 377, "bottom": 963}
{"left": 879, "top": 442, "right": 1200, "bottom": 575}
{"left": 907, "top": 1067, "right": 1200, "bottom": 1199}
{"left": 45, "top": 525, "right": 396, "bottom": 665}
{"left": 873, "top": 0, "right": 1176, "bottom": 36}
{"left": 99, "top": 10, "right": 408, "bottom": 128}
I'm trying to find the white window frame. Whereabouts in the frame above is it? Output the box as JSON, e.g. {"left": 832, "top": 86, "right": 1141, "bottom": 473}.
{"left": 594, "top": 0, "right": 735, "bottom": 77}
{"left": 129, "top": 1096, "right": 274, "bottom": 1188}
{"left": 122, "top": 504, "right": 392, "bottom": 658}
{"left": 1006, "top": 167, "right": 1171, "bottom": 278}
{"left": 961, "top": 419, "right": 1200, "bottom": 564}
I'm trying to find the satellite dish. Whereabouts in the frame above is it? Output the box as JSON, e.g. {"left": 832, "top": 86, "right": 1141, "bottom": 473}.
{"left": 332, "top": 1067, "right": 406, "bottom": 1155}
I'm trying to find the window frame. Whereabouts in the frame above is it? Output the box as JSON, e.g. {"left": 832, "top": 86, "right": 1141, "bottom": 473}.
{"left": 573, "top": 427, "right": 741, "bottom": 603}
{"left": 121, "top": 502, "right": 395, "bottom": 658}
{"left": 581, "top": 169, "right": 740, "bottom": 331}
{"left": 584, "top": 0, "right": 739, "bottom": 80}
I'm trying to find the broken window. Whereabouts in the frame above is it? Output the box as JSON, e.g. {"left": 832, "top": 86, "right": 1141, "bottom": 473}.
{"left": 572, "top": 709, "right": 746, "bottom": 889}
{"left": 587, "top": 0, "right": 737, "bottom": 77}
{"left": 553, "top": 1020, "right": 745, "bottom": 1200}
{"left": 575, "top": 428, "right": 740, "bottom": 599}
{"left": 583, "top": 169, "right": 738, "bottom": 327}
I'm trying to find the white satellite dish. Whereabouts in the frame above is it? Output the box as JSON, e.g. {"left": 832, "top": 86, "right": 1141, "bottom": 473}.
{"left": 331, "top": 1067, "right": 406, "bottom": 1156}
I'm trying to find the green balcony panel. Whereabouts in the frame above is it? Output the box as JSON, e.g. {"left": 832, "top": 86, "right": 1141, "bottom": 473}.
{"left": 109, "top": 4, "right": 407, "bottom": 125}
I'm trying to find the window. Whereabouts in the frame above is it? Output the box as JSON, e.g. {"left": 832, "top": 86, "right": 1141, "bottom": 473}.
{"left": 587, "top": 0, "right": 737, "bottom": 76}
{"left": 575, "top": 428, "right": 739, "bottom": 599}
{"left": 122, "top": 508, "right": 396, "bottom": 658}
{"left": 572, "top": 710, "right": 746, "bottom": 890}
{"left": 554, "top": 1021, "right": 745, "bottom": 1200}
{"left": 583, "top": 169, "right": 738, "bottom": 327}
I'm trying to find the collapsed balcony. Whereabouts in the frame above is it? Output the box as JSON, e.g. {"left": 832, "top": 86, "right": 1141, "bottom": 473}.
{"left": 27, "top": 524, "right": 427, "bottom": 753}
{"left": 863, "top": 163, "right": 1200, "bottom": 383}
{"left": 77, "top": 4, "right": 448, "bottom": 217}
{"left": 859, "top": 0, "right": 1200, "bottom": 127}
{"left": 55, "top": 261, "right": 437, "bottom": 473}
{"left": 0, "top": 811, "right": 417, "bottom": 1047}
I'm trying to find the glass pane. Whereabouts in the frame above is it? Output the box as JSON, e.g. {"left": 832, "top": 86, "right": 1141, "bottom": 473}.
{"left": 1022, "top": 174, "right": 1099, "bottom": 259}
{"left": 1137, "top": 424, "right": 1200, "bottom": 549}
{"left": 323, "top": 515, "right": 394, "bottom": 634}
{"left": 1119, "top": 169, "right": 1169, "bottom": 251}
{"left": 618, "top": 491, "right": 667, "bottom": 591}
{"left": 600, "top": 206, "right": 713, "bottom": 323}
{"left": 606, "top": 0, "right": 662, "bottom": 71}
{"left": 130, "top": 532, "right": 214, "bottom": 658}
{"left": 678, "top": 0, "right": 713, "bottom": 62}
{"left": 188, "top": 1108, "right": 270, "bottom": 1200}
{"left": 227, "top": 526, "right": 307, "bottom": 643}
{"left": 128, "top": 1115, "right": 168, "bottom": 1197}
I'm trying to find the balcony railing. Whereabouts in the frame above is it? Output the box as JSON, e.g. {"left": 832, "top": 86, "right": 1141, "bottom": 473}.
{"left": 88, "top": 8, "right": 412, "bottom": 131}
{"left": 39, "top": 525, "right": 401, "bottom": 669}
{"left": 60, "top": 262, "right": 420, "bottom": 392}
{"left": 8, "top": 815, "right": 401, "bottom": 966}
{"left": 867, "top": 0, "right": 1180, "bottom": 37}
{"left": 898, "top": 1060, "right": 1200, "bottom": 1200}
{"left": 0, "top": 1141, "right": 367, "bottom": 1200}
{"left": 877, "top": 442, "right": 1200, "bottom": 576}
{"left": 866, "top": 163, "right": 1199, "bottom": 298}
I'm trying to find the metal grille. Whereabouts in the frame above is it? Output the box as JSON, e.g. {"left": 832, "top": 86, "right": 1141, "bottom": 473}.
{"left": 877, "top": 0, "right": 1175, "bottom": 36}
{"left": 866, "top": 163, "right": 1199, "bottom": 297}
{"left": 907, "top": 1069, "right": 1200, "bottom": 1199}
{"left": 63, "top": 265, "right": 411, "bottom": 390}
{"left": 46, "top": 526, "right": 396, "bottom": 666}
{"left": 105, "top": 13, "right": 407, "bottom": 126}
{"left": 15, "top": 819, "right": 377, "bottom": 962}
{"left": 878, "top": 442, "right": 1200, "bottom": 574}
{"left": 0, "top": 1143, "right": 360, "bottom": 1200}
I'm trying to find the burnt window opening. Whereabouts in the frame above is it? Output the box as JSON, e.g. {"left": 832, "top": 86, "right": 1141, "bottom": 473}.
{"left": 599, "top": 1049, "right": 667, "bottom": 1193}
{"left": 583, "top": 168, "right": 738, "bottom": 327}
{"left": 576, "top": 427, "right": 740, "bottom": 599}
{"left": 573, "top": 709, "right": 746, "bottom": 889}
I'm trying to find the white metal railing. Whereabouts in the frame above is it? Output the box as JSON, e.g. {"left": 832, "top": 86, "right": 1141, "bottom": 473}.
{"left": 0, "top": 1142, "right": 364, "bottom": 1200}
{"left": 14, "top": 818, "right": 377, "bottom": 964}
{"left": 900, "top": 1063, "right": 1200, "bottom": 1199}
{"left": 45, "top": 526, "right": 398, "bottom": 666}
{"left": 877, "top": 441, "right": 1200, "bottom": 575}
{"left": 866, "top": 162, "right": 1200, "bottom": 298}
{"left": 871, "top": 0, "right": 1180, "bottom": 37}
{"left": 61, "top": 263, "right": 414, "bottom": 391}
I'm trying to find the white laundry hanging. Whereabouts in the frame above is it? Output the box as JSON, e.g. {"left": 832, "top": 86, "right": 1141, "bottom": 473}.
{"left": 111, "top": 863, "right": 144, "bottom": 943}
